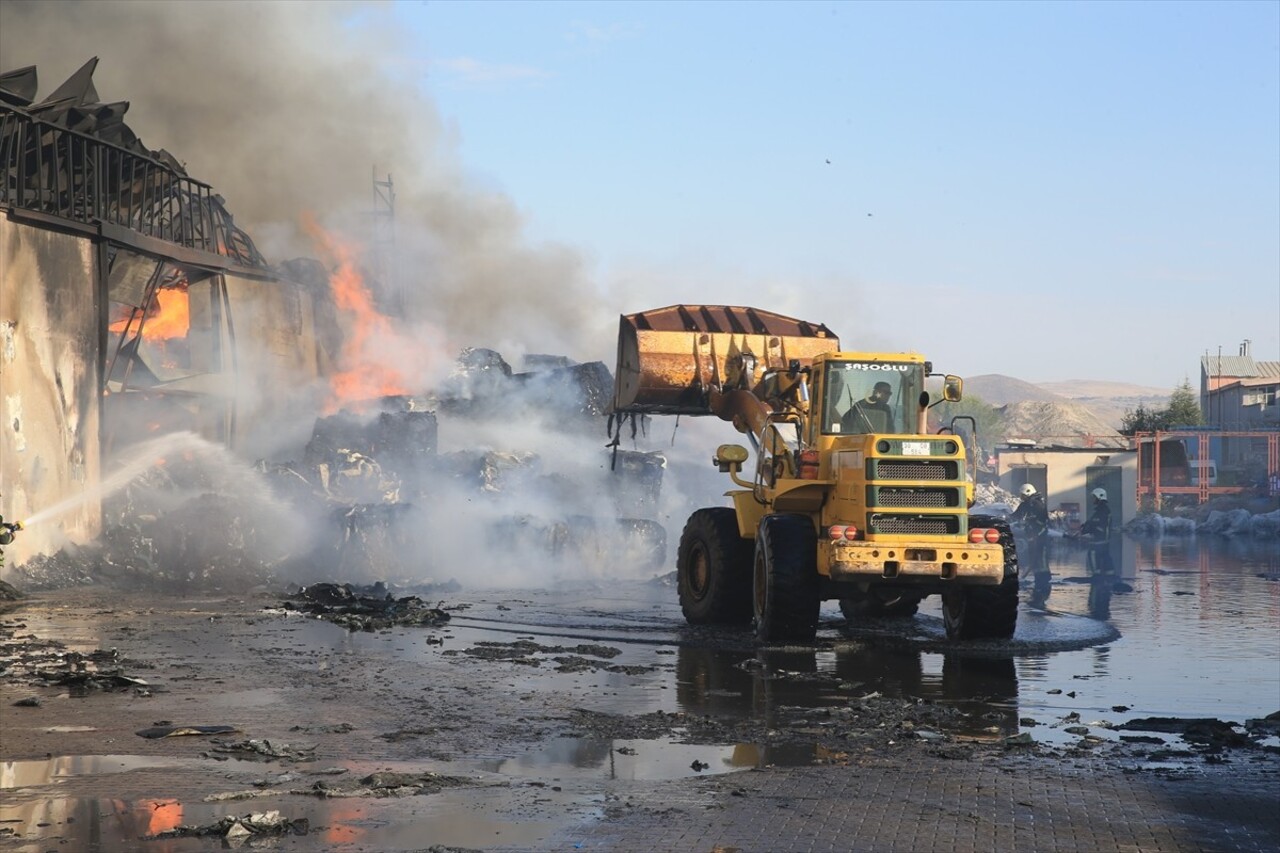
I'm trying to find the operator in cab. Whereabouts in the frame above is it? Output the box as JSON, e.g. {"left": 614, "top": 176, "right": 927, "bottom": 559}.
{"left": 842, "top": 381, "right": 895, "bottom": 434}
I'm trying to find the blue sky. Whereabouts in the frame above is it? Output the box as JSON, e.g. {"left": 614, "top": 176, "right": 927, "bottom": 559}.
{"left": 380, "top": 0, "right": 1279, "bottom": 391}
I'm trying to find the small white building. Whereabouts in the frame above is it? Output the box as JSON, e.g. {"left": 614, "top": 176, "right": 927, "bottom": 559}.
{"left": 994, "top": 444, "right": 1137, "bottom": 531}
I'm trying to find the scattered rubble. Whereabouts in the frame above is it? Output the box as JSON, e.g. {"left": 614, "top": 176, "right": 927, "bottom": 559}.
{"left": 137, "top": 724, "right": 239, "bottom": 739}
{"left": 1117, "top": 716, "right": 1261, "bottom": 749}
{"left": 301, "top": 770, "right": 475, "bottom": 798}
{"left": 145, "top": 810, "right": 309, "bottom": 844}
{"left": 210, "top": 738, "right": 318, "bottom": 761}
{"left": 0, "top": 634, "right": 154, "bottom": 696}
{"left": 441, "top": 639, "right": 657, "bottom": 676}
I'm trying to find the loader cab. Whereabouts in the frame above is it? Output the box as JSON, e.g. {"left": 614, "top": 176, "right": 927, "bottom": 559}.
{"left": 820, "top": 356, "right": 926, "bottom": 436}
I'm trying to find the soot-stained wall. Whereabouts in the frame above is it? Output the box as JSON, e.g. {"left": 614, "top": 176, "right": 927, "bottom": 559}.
{"left": 0, "top": 216, "right": 103, "bottom": 569}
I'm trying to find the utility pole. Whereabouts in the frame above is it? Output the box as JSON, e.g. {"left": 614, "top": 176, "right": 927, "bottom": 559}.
{"left": 371, "top": 167, "right": 399, "bottom": 316}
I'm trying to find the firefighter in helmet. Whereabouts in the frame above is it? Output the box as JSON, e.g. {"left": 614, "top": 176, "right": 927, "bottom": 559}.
{"left": 1077, "top": 487, "right": 1114, "bottom": 575}
{"left": 1011, "top": 483, "right": 1050, "bottom": 605}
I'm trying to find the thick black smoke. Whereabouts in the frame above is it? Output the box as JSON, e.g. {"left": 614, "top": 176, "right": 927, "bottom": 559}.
{"left": 0, "top": 0, "right": 610, "bottom": 361}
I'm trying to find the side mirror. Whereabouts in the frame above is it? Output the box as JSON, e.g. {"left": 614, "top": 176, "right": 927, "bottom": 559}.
{"left": 943, "top": 375, "right": 963, "bottom": 402}
{"left": 714, "top": 443, "right": 750, "bottom": 473}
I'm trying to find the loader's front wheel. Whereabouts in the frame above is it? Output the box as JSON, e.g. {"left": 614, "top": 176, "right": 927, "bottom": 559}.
{"left": 677, "top": 508, "right": 753, "bottom": 625}
{"left": 942, "top": 516, "right": 1019, "bottom": 641}
{"left": 753, "top": 514, "right": 820, "bottom": 643}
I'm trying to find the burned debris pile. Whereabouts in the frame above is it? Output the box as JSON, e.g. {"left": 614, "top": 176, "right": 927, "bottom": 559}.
{"left": 279, "top": 581, "right": 453, "bottom": 632}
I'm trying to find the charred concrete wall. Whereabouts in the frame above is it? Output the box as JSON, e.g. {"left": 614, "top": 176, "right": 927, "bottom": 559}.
{"left": 0, "top": 215, "right": 102, "bottom": 568}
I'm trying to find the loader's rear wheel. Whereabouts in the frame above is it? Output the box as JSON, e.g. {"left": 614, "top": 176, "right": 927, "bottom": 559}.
{"left": 753, "top": 514, "right": 820, "bottom": 643}
{"left": 677, "top": 508, "right": 753, "bottom": 625}
{"left": 943, "top": 516, "right": 1019, "bottom": 641}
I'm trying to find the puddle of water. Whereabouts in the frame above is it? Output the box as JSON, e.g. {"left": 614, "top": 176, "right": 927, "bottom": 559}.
{"left": 0, "top": 754, "right": 266, "bottom": 790}
{"left": 1, "top": 758, "right": 599, "bottom": 853}
{"left": 477, "top": 734, "right": 754, "bottom": 780}
{"left": 656, "top": 536, "right": 1278, "bottom": 747}
{"left": 1011, "top": 536, "right": 1280, "bottom": 725}
{"left": 43, "top": 725, "right": 97, "bottom": 733}
{"left": 1, "top": 755, "right": 188, "bottom": 789}
{"left": 0, "top": 767, "right": 598, "bottom": 852}
{"left": 672, "top": 643, "right": 1024, "bottom": 740}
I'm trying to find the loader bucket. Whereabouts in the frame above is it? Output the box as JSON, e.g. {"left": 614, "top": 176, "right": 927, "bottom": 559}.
{"left": 612, "top": 305, "right": 840, "bottom": 415}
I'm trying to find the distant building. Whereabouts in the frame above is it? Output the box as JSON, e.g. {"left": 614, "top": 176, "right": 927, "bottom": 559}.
{"left": 1200, "top": 341, "right": 1280, "bottom": 430}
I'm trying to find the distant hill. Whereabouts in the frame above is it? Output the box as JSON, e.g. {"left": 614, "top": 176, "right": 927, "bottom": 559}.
{"left": 1037, "top": 379, "right": 1172, "bottom": 398}
{"left": 1036, "top": 380, "right": 1170, "bottom": 431}
{"left": 964, "top": 375, "right": 1065, "bottom": 406}
{"left": 999, "top": 400, "right": 1128, "bottom": 448}
{"left": 964, "top": 374, "right": 1171, "bottom": 431}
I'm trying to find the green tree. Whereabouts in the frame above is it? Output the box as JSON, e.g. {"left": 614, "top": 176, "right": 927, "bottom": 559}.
{"left": 1119, "top": 403, "right": 1170, "bottom": 436}
{"left": 1119, "top": 378, "right": 1201, "bottom": 435}
{"left": 1166, "top": 377, "right": 1202, "bottom": 427}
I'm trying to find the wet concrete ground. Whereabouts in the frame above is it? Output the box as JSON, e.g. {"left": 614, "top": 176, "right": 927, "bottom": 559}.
{"left": 1, "top": 535, "right": 1277, "bottom": 851}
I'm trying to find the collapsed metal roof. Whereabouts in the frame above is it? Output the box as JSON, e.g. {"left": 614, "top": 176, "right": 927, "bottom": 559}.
{"left": 0, "top": 58, "right": 268, "bottom": 270}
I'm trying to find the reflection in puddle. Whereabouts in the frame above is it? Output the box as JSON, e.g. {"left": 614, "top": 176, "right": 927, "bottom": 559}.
{"left": 674, "top": 644, "right": 1021, "bottom": 741}
{"left": 1, "top": 755, "right": 191, "bottom": 789}
{"left": 0, "top": 787, "right": 581, "bottom": 853}
{"left": 481, "top": 735, "right": 754, "bottom": 779}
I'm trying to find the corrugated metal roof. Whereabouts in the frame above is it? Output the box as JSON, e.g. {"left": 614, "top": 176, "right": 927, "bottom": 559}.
{"left": 1254, "top": 360, "right": 1280, "bottom": 378}
{"left": 1200, "top": 355, "right": 1258, "bottom": 377}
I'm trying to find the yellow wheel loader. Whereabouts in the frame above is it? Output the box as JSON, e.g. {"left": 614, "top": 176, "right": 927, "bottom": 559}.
{"left": 610, "top": 305, "right": 1017, "bottom": 644}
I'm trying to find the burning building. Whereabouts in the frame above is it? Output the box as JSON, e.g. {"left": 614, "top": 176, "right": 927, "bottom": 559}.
{"left": 1, "top": 59, "right": 329, "bottom": 564}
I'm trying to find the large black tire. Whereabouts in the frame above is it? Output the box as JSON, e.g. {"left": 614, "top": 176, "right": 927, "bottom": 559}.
{"left": 942, "top": 516, "right": 1019, "bottom": 641}
{"left": 677, "top": 508, "right": 754, "bottom": 625}
{"left": 753, "top": 514, "right": 820, "bottom": 643}
{"left": 839, "top": 590, "right": 921, "bottom": 621}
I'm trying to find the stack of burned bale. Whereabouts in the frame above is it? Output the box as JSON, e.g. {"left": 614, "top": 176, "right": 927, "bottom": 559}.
{"left": 258, "top": 347, "right": 668, "bottom": 581}
{"left": 437, "top": 348, "right": 614, "bottom": 427}
{"left": 302, "top": 402, "right": 438, "bottom": 503}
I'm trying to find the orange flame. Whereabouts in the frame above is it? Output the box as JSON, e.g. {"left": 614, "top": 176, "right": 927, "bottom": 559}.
{"left": 109, "top": 289, "right": 190, "bottom": 341}
{"left": 303, "top": 213, "right": 420, "bottom": 414}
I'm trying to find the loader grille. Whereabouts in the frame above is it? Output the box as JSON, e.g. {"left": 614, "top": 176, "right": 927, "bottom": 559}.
{"left": 870, "top": 487, "right": 962, "bottom": 508}
{"left": 869, "top": 514, "right": 961, "bottom": 535}
{"left": 872, "top": 460, "right": 958, "bottom": 481}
